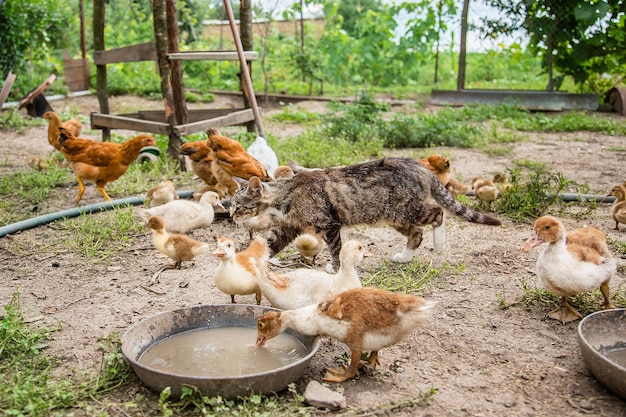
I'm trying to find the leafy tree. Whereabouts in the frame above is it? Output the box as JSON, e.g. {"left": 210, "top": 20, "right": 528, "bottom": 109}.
{"left": 336, "top": 0, "right": 383, "bottom": 37}
{"left": 481, "top": 0, "right": 626, "bottom": 90}
{"left": 0, "top": 0, "right": 73, "bottom": 78}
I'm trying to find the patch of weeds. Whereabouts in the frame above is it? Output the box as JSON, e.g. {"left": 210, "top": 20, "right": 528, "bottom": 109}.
{"left": 608, "top": 236, "right": 626, "bottom": 257}
{"left": 0, "top": 291, "right": 131, "bottom": 416}
{"left": 61, "top": 207, "right": 142, "bottom": 262}
{"left": 504, "top": 111, "right": 626, "bottom": 135}
{"left": 274, "top": 128, "right": 383, "bottom": 168}
{"left": 107, "top": 152, "right": 191, "bottom": 198}
{"left": 494, "top": 162, "right": 594, "bottom": 222}
{"left": 0, "top": 164, "right": 73, "bottom": 207}
{"left": 518, "top": 277, "right": 625, "bottom": 317}
{"left": 157, "top": 382, "right": 313, "bottom": 416}
{"left": 322, "top": 93, "right": 389, "bottom": 144}
{"left": 0, "top": 108, "right": 44, "bottom": 133}
{"left": 267, "top": 104, "right": 321, "bottom": 124}
{"left": 363, "top": 259, "right": 451, "bottom": 294}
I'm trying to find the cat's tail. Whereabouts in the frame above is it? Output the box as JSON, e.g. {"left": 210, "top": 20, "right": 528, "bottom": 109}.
{"left": 430, "top": 177, "right": 502, "bottom": 226}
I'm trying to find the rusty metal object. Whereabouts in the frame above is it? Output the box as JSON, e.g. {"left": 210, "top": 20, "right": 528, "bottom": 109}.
{"left": 121, "top": 304, "right": 320, "bottom": 399}
{"left": 605, "top": 87, "right": 626, "bottom": 116}
{"left": 432, "top": 89, "right": 599, "bottom": 111}
{"left": 578, "top": 309, "right": 626, "bottom": 399}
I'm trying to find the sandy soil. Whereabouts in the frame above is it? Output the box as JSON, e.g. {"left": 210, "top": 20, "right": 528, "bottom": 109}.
{"left": 0, "top": 93, "right": 625, "bottom": 416}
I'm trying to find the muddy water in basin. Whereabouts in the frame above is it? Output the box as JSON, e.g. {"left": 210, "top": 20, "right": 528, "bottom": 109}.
{"left": 138, "top": 327, "right": 307, "bottom": 377}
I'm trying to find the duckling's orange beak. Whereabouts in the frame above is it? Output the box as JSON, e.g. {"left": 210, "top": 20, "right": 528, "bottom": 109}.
{"left": 520, "top": 232, "right": 543, "bottom": 253}
{"left": 255, "top": 334, "right": 267, "bottom": 348}
{"left": 212, "top": 247, "right": 226, "bottom": 258}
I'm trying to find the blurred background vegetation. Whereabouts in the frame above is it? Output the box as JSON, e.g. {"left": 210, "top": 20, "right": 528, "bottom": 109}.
{"left": 1, "top": 0, "right": 624, "bottom": 102}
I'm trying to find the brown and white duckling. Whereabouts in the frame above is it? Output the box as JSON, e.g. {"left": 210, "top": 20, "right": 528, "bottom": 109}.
{"left": 273, "top": 165, "right": 295, "bottom": 180}
{"left": 259, "top": 240, "right": 367, "bottom": 310}
{"left": 212, "top": 236, "right": 265, "bottom": 305}
{"left": 256, "top": 286, "right": 437, "bottom": 382}
{"left": 145, "top": 216, "right": 209, "bottom": 283}
{"left": 609, "top": 184, "right": 626, "bottom": 231}
{"left": 520, "top": 215, "right": 616, "bottom": 324}
{"left": 145, "top": 179, "right": 179, "bottom": 207}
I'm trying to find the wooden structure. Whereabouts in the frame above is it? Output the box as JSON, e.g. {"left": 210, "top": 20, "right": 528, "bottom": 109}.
{"left": 90, "top": 0, "right": 261, "bottom": 163}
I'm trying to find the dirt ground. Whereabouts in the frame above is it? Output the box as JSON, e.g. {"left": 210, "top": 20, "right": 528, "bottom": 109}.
{"left": 1, "top": 93, "right": 625, "bottom": 416}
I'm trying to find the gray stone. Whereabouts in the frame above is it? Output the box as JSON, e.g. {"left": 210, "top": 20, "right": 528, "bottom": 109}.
{"left": 303, "top": 380, "right": 347, "bottom": 410}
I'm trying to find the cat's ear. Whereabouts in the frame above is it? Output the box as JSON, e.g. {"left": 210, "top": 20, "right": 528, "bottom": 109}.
{"left": 249, "top": 176, "right": 263, "bottom": 190}
{"left": 233, "top": 176, "right": 248, "bottom": 188}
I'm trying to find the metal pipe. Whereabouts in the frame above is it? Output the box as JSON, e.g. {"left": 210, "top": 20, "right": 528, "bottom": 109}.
{"left": 465, "top": 191, "right": 616, "bottom": 203}
{"left": 0, "top": 190, "right": 195, "bottom": 238}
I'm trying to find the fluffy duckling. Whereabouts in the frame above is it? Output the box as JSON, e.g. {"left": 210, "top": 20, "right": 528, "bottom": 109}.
{"left": 472, "top": 177, "right": 498, "bottom": 210}
{"left": 135, "top": 191, "right": 224, "bottom": 233}
{"left": 212, "top": 236, "right": 265, "bottom": 305}
{"left": 520, "top": 215, "right": 616, "bottom": 323}
{"left": 145, "top": 216, "right": 209, "bottom": 283}
{"left": 145, "top": 179, "right": 179, "bottom": 208}
{"left": 259, "top": 240, "right": 366, "bottom": 310}
{"left": 609, "top": 184, "right": 626, "bottom": 231}
{"left": 417, "top": 154, "right": 451, "bottom": 185}
{"left": 273, "top": 165, "right": 295, "bottom": 180}
{"left": 445, "top": 177, "right": 471, "bottom": 197}
{"left": 493, "top": 172, "right": 510, "bottom": 195}
{"left": 293, "top": 231, "right": 325, "bottom": 263}
{"left": 256, "top": 287, "right": 437, "bottom": 382}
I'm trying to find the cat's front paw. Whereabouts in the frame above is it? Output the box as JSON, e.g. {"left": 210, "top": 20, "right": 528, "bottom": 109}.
{"left": 392, "top": 248, "right": 416, "bottom": 263}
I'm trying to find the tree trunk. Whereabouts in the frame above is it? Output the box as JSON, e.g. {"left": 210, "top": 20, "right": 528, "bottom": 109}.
{"left": 239, "top": 0, "right": 255, "bottom": 133}
{"left": 166, "top": 0, "right": 188, "bottom": 127}
{"left": 457, "top": 0, "right": 470, "bottom": 91}
{"left": 152, "top": 0, "right": 182, "bottom": 166}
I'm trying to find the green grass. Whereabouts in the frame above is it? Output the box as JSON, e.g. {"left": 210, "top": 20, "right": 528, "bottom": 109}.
{"left": 362, "top": 259, "right": 461, "bottom": 294}
{"left": 0, "top": 291, "right": 132, "bottom": 416}
{"left": 60, "top": 207, "right": 143, "bottom": 262}
{"left": 0, "top": 164, "right": 73, "bottom": 212}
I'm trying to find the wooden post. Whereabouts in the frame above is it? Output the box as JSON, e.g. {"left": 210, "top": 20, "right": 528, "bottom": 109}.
{"left": 93, "top": 0, "right": 110, "bottom": 140}
{"left": 152, "top": 0, "right": 183, "bottom": 166}
{"left": 238, "top": 0, "right": 256, "bottom": 133}
{"left": 166, "top": 0, "right": 188, "bottom": 127}
{"left": 457, "top": 0, "right": 470, "bottom": 91}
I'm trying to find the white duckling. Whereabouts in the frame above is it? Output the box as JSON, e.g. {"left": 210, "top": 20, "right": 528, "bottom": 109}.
{"left": 256, "top": 286, "right": 437, "bottom": 382}
{"left": 135, "top": 191, "right": 224, "bottom": 234}
{"left": 247, "top": 135, "right": 279, "bottom": 179}
{"left": 472, "top": 177, "right": 498, "bottom": 210}
{"left": 293, "top": 231, "right": 325, "bottom": 263}
{"left": 145, "top": 216, "right": 209, "bottom": 283}
{"left": 520, "top": 215, "right": 616, "bottom": 324}
{"left": 212, "top": 236, "right": 265, "bottom": 305}
{"left": 145, "top": 179, "right": 179, "bottom": 207}
{"left": 609, "top": 184, "right": 626, "bottom": 231}
{"left": 259, "top": 240, "right": 366, "bottom": 310}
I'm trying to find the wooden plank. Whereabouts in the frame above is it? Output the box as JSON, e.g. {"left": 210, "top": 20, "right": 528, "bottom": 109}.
{"left": 134, "top": 108, "right": 241, "bottom": 122}
{"left": 0, "top": 72, "right": 16, "bottom": 109}
{"left": 173, "top": 109, "right": 255, "bottom": 135}
{"left": 167, "top": 51, "right": 258, "bottom": 61}
{"left": 93, "top": 42, "right": 157, "bottom": 65}
{"left": 90, "top": 113, "right": 171, "bottom": 134}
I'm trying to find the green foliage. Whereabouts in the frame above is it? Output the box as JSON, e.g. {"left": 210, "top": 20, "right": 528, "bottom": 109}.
{"left": 322, "top": 92, "right": 390, "bottom": 142}
{"left": 482, "top": 0, "right": 626, "bottom": 87}
{"left": 504, "top": 111, "right": 626, "bottom": 135}
{"left": 0, "top": 0, "right": 72, "bottom": 86}
{"left": 0, "top": 291, "right": 132, "bottom": 416}
{"left": 157, "top": 383, "right": 313, "bottom": 416}
{"left": 0, "top": 164, "right": 73, "bottom": 209}
{"left": 0, "top": 108, "right": 46, "bottom": 133}
{"left": 363, "top": 259, "right": 452, "bottom": 293}
{"left": 267, "top": 104, "right": 321, "bottom": 124}
{"left": 493, "top": 161, "right": 593, "bottom": 222}
{"left": 61, "top": 207, "right": 142, "bottom": 261}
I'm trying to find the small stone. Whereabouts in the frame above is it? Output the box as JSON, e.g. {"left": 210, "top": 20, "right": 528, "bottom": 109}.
{"left": 303, "top": 380, "right": 347, "bottom": 410}
{"left": 580, "top": 399, "right": 593, "bottom": 410}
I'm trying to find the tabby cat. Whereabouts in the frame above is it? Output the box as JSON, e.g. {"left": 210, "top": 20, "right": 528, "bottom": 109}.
{"left": 230, "top": 157, "right": 501, "bottom": 268}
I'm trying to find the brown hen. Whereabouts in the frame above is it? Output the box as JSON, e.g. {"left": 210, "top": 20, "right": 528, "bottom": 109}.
{"left": 206, "top": 127, "right": 272, "bottom": 182}
{"left": 43, "top": 111, "right": 83, "bottom": 152}
{"left": 58, "top": 126, "right": 156, "bottom": 204}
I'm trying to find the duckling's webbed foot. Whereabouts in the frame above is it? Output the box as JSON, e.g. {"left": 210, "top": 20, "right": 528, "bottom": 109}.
{"left": 547, "top": 298, "right": 582, "bottom": 324}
